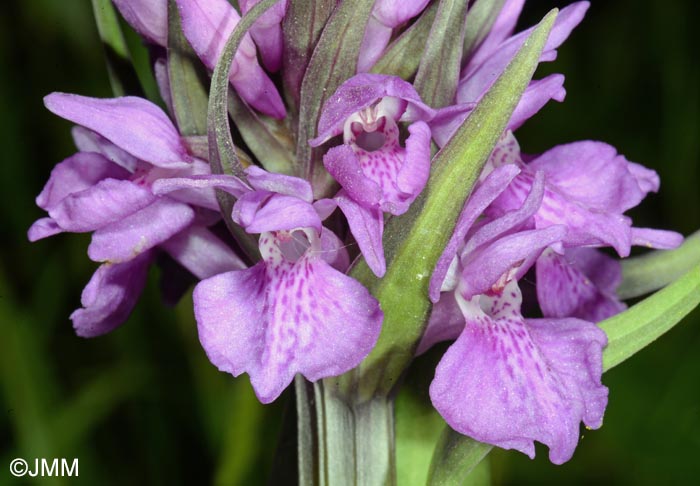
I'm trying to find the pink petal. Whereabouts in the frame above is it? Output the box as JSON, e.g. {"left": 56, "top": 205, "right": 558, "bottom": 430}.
{"left": 88, "top": 198, "right": 195, "bottom": 262}
{"left": 48, "top": 179, "right": 156, "bottom": 232}
{"left": 430, "top": 281, "right": 607, "bottom": 464}
{"left": 176, "top": 0, "right": 286, "bottom": 118}
{"left": 71, "top": 126, "right": 138, "bottom": 172}
{"left": 45, "top": 93, "right": 190, "bottom": 168}
{"left": 161, "top": 225, "right": 246, "bottom": 279}
{"left": 71, "top": 251, "right": 153, "bottom": 337}
{"left": 335, "top": 192, "right": 386, "bottom": 277}
{"left": 28, "top": 217, "right": 63, "bottom": 242}
{"left": 36, "top": 152, "right": 129, "bottom": 211}
{"left": 113, "top": 0, "right": 168, "bottom": 46}
{"left": 194, "top": 231, "right": 382, "bottom": 403}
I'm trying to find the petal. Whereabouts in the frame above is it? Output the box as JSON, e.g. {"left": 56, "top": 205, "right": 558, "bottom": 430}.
{"left": 428, "top": 103, "right": 475, "bottom": 149}
{"left": 113, "top": 0, "right": 168, "bottom": 46}
{"left": 28, "top": 217, "right": 63, "bottom": 241}
{"left": 36, "top": 152, "right": 129, "bottom": 211}
{"left": 48, "top": 179, "right": 156, "bottom": 232}
{"left": 459, "top": 225, "right": 566, "bottom": 299}
{"left": 416, "top": 291, "right": 464, "bottom": 355}
{"left": 508, "top": 74, "right": 566, "bottom": 131}
{"left": 458, "top": 2, "right": 588, "bottom": 103}
{"left": 45, "top": 93, "right": 190, "bottom": 168}
{"left": 430, "top": 164, "right": 521, "bottom": 302}
{"left": 176, "top": 0, "right": 286, "bottom": 118}
{"left": 336, "top": 192, "right": 386, "bottom": 277}
{"left": 357, "top": 16, "right": 394, "bottom": 73}
{"left": 311, "top": 74, "right": 434, "bottom": 146}
{"left": 372, "top": 0, "right": 430, "bottom": 27}
{"left": 430, "top": 282, "right": 607, "bottom": 464}
{"left": 71, "top": 126, "right": 138, "bottom": 171}
{"left": 194, "top": 237, "right": 382, "bottom": 403}
{"left": 152, "top": 174, "right": 250, "bottom": 199}
{"left": 319, "top": 227, "right": 350, "bottom": 272}
{"left": 323, "top": 145, "right": 383, "bottom": 208}
{"left": 70, "top": 251, "right": 153, "bottom": 337}
{"left": 467, "top": 0, "right": 525, "bottom": 65}
{"left": 239, "top": 0, "right": 288, "bottom": 72}
{"left": 536, "top": 248, "right": 626, "bottom": 322}
{"left": 242, "top": 194, "right": 322, "bottom": 234}
{"left": 161, "top": 225, "right": 247, "bottom": 279}
{"left": 529, "top": 141, "right": 657, "bottom": 213}
{"left": 395, "top": 121, "right": 432, "bottom": 203}
{"left": 154, "top": 57, "right": 174, "bottom": 114}
{"left": 490, "top": 171, "right": 635, "bottom": 256}
{"left": 88, "top": 198, "right": 195, "bottom": 262}
{"left": 245, "top": 165, "right": 313, "bottom": 202}
{"left": 631, "top": 227, "right": 684, "bottom": 250}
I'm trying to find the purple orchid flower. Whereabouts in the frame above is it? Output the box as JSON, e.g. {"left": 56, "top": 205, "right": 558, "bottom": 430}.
{"left": 431, "top": 1, "right": 589, "bottom": 147}
{"left": 310, "top": 74, "right": 434, "bottom": 277}
{"left": 29, "top": 93, "right": 244, "bottom": 337}
{"left": 357, "top": 0, "right": 431, "bottom": 72}
{"left": 423, "top": 164, "right": 608, "bottom": 464}
{"left": 112, "top": 0, "right": 286, "bottom": 119}
{"left": 152, "top": 167, "right": 384, "bottom": 403}
{"left": 482, "top": 131, "right": 682, "bottom": 320}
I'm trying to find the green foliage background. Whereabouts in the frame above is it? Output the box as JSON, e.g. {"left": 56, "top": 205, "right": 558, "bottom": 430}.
{"left": 0, "top": 0, "right": 697, "bottom": 484}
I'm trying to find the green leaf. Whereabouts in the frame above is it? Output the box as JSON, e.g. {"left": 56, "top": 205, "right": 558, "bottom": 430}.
{"left": 426, "top": 428, "right": 492, "bottom": 486}
{"left": 167, "top": 0, "right": 208, "bottom": 136}
{"left": 347, "top": 9, "right": 560, "bottom": 400}
{"left": 414, "top": 0, "right": 469, "bottom": 108}
{"left": 281, "top": 1, "right": 335, "bottom": 116}
{"left": 228, "top": 90, "right": 296, "bottom": 175}
{"left": 295, "top": 376, "right": 319, "bottom": 486}
{"left": 370, "top": 2, "right": 439, "bottom": 79}
{"left": 618, "top": 230, "right": 700, "bottom": 299}
{"left": 462, "top": 0, "right": 506, "bottom": 59}
{"left": 207, "top": 0, "right": 281, "bottom": 262}
{"left": 295, "top": 0, "right": 375, "bottom": 196}
{"left": 601, "top": 262, "right": 700, "bottom": 371}
{"left": 90, "top": 0, "right": 143, "bottom": 96}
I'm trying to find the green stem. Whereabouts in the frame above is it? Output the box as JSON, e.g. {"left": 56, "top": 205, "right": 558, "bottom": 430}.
{"left": 618, "top": 229, "right": 700, "bottom": 299}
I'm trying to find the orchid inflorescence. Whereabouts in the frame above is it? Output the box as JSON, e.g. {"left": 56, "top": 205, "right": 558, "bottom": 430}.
{"left": 29, "top": 0, "right": 699, "bottom": 481}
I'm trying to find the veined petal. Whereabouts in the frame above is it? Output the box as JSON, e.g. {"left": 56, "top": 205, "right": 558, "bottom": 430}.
{"left": 45, "top": 93, "right": 190, "bottom": 168}
{"left": 194, "top": 230, "right": 382, "bottom": 403}
{"left": 417, "top": 291, "right": 464, "bottom": 355}
{"left": 113, "top": 0, "right": 168, "bottom": 46}
{"left": 336, "top": 192, "right": 386, "bottom": 277}
{"left": 430, "top": 281, "right": 607, "bottom": 465}
{"left": 71, "top": 251, "right": 153, "bottom": 337}
{"left": 48, "top": 178, "right": 156, "bottom": 232}
{"left": 36, "top": 152, "right": 129, "bottom": 211}
{"left": 536, "top": 247, "right": 626, "bottom": 322}
{"left": 323, "top": 145, "right": 383, "bottom": 208}
{"left": 161, "top": 225, "right": 246, "bottom": 279}
{"left": 88, "top": 198, "right": 195, "bottom": 263}
{"left": 176, "top": 0, "right": 286, "bottom": 118}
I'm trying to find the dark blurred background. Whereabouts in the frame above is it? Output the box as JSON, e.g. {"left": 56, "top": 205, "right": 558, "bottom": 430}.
{"left": 1, "top": 0, "right": 698, "bottom": 484}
